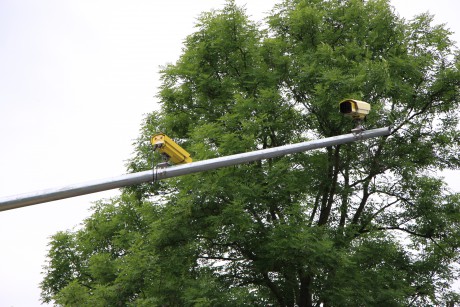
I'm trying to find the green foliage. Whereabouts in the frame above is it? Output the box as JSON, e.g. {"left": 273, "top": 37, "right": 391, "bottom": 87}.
{"left": 42, "top": 0, "right": 460, "bottom": 306}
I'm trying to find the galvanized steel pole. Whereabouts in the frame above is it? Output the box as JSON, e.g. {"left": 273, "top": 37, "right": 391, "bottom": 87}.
{"left": 0, "top": 127, "right": 390, "bottom": 212}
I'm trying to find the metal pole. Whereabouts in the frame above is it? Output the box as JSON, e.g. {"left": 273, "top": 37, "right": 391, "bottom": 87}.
{"left": 0, "top": 127, "right": 390, "bottom": 212}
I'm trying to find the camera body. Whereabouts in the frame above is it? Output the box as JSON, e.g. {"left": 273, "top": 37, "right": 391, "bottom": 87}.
{"left": 151, "top": 133, "right": 192, "bottom": 164}
{"left": 339, "top": 99, "right": 370, "bottom": 120}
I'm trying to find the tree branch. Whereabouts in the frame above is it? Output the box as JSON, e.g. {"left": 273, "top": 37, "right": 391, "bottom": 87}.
{"left": 318, "top": 146, "right": 340, "bottom": 226}
{"left": 351, "top": 180, "right": 370, "bottom": 225}
{"left": 358, "top": 198, "right": 400, "bottom": 232}
{"left": 376, "top": 226, "right": 451, "bottom": 257}
{"left": 198, "top": 255, "right": 243, "bottom": 261}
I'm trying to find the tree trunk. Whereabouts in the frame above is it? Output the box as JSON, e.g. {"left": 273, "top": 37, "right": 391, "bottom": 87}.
{"left": 298, "top": 274, "right": 313, "bottom": 307}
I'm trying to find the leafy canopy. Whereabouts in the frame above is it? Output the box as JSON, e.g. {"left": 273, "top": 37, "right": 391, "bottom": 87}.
{"left": 41, "top": 1, "right": 460, "bottom": 306}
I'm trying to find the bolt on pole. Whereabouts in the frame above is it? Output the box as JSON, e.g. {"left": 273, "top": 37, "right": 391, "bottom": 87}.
{"left": 0, "top": 127, "right": 390, "bottom": 212}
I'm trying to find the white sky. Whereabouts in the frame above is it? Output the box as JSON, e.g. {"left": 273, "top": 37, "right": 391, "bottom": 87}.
{"left": 0, "top": 1, "right": 458, "bottom": 306}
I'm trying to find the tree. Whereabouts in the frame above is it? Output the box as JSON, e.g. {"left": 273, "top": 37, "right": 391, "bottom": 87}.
{"left": 41, "top": 0, "right": 460, "bottom": 306}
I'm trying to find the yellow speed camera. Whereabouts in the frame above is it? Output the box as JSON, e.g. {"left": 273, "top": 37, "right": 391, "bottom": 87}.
{"left": 151, "top": 133, "right": 192, "bottom": 164}
{"left": 339, "top": 99, "right": 370, "bottom": 120}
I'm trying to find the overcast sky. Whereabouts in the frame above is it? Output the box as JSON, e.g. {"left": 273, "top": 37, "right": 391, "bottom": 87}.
{"left": 0, "top": 1, "right": 458, "bottom": 306}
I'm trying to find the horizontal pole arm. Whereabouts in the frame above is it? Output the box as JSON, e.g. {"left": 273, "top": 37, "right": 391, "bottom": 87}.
{"left": 0, "top": 127, "right": 390, "bottom": 212}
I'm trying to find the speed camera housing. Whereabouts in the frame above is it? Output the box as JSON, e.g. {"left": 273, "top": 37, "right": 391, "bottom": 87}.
{"left": 339, "top": 99, "right": 370, "bottom": 120}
